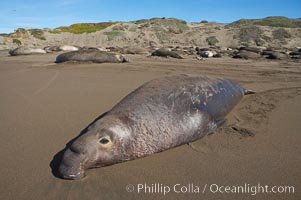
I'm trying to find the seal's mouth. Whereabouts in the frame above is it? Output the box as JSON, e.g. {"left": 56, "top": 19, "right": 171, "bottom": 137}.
{"left": 59, "top": 164, "right": 85, "bottom": 180}
{"left": 59, "top": 149, "right": 86, "bottom": 180}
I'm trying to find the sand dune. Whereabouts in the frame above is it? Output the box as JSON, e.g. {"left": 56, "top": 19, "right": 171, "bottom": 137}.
{"left": 0, "top": 51, "right": 300, "bottom": 200}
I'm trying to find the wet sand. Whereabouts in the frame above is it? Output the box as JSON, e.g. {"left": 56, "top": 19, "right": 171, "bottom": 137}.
{"left": 0, "top": 51, "right": 300, "bottom": 200}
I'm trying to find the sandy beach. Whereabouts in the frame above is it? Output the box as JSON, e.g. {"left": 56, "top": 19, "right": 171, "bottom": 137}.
{"left": 0, "top": 50, "right": 300, "bottom": 200}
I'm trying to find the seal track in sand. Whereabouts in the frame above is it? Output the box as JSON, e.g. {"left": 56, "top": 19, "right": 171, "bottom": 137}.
{"left": 33, "top": 70, "right": 60, "bottom": 95}
{"left": 187, "top": 87, "right": 301, "bottom": 155}
{"left": 235, "top": 87, "right": 301, "bottom": 128}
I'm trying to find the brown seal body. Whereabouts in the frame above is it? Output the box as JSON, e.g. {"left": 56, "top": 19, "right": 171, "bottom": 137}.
{"left": 151, "top": 49, "right": 183, "bottom": 58}
{"left": 55, "top": 49, "right": 129, "bottom": 63}
{"left": 59, "top": 75, "right": 250, "bottom": 179}
{"left": 120, "top": 47, "right": 149, "bottom": 54}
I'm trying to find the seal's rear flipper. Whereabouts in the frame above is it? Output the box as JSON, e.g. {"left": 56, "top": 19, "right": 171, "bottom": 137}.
{"left": 244, "top": 89, "right": 255, "bottom": 95}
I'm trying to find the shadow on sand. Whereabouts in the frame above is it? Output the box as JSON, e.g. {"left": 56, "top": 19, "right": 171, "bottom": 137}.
{"left": 49, "top": 112, "right": 108, "bottom": 179}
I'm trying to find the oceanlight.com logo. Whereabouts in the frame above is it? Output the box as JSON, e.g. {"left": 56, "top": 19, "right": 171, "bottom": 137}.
{"left": 125, "top": 183, "right": 295, "bottom": 196}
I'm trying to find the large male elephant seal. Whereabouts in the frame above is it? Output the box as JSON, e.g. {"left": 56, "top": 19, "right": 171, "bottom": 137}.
{"left": 9, "top": 46, "right": 47, "bottom": 56}
{"left": 59, "top": 75, "right": 253, "bottom": 179}
{"left": 55, "top": 49, "right": 130, "bottom": 63}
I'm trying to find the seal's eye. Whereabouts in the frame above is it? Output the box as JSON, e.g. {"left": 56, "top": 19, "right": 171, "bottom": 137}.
{"left": 99, "top": 138, "right": 110, "bottom": 145}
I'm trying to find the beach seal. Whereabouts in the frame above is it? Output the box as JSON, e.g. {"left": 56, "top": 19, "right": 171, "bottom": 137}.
{"left": 233, "top": 50, "right": 261, "bottom": 60}
{"left": 59, "top": 75, "right": 253, "bottom": 179}
{"left": 59, "top": 45, "right": 80, "bottom": 51}
{"left": 151, "top": 49, "right": 183, "bottom": 59}
{"left": 239, "top": 46, "right": 262, "bottom": 54}
{"left": 44, "top": 45, "right": 80, "bottom": 53}
{"left": 120, "top": 47, "right": 149, "bottom": 54}
{"left": 55, "top": 49, "right": 130, "bottom": 63}
{"left": 9, "top": 46, "right": 47, "bottom": 56}
{"left": 197, "top": 50, "right": 214, "bottom": 58}
{"left": 44, "top": 46, "right": 61, "bottom": 53}
{"left": 261, "top": 51, "right": 288, "bottom": 60}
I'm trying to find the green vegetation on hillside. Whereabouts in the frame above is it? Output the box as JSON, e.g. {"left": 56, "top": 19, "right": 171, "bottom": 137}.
{"left": 128, "top": 25, "right": 138, "bottom": 32}
{"left": 134, "top": 18, "right": 190, "bottom": 41}
{"left": 155, "top": 32, "right": 168, "bottom": 41}
{"left": 135, "top": 18, "right": 189, "bottom": 34}
{"left": 12, "top": 38, "right": 22, "bottom": 45}
{"left": 272, "top": 28, "right": 291, "bottom": 41}
{"left": 49, "top": 22, "right": 118, "bottom": 34}
{"left": 30, "top": 29, "right": 46, "bottom": 40}
{"left": 206, "top": 36, "right": 219, "bottom": 45}
{"left": 228, "top": 16, "right": 301, "bottom": 28}
{"left": 238, "top": 26, "right": 263, "bottom": 42}
{"left": 134, "top": 19, "right": 149, "bottom": 24}
{"left": 254, "top": 16, "right": 297, "bottom": 28}
{"left": 105, "top": 31, "right": 123, "bottom": 41}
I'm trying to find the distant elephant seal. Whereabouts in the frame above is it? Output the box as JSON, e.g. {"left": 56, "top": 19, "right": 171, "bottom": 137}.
{"left": 198, "top": 50, "right": 214, "bottom": 58}
{"left": 55, "top": 49, "right": 130, "bottom": 63}
{"left": 233, "top": 50, "right": 261, "bottom": 60}
{"left": 261, "top": 51, "right": 287, "bottom": 60}
{"left": 120, "top": 47, "right": 149, "bottom": 55}
{"left": 59, "top": 75, "right": 253, "bottom": 179}
{"left": 151, "top": 49, "right": 183, "bottom": 58}
{"left": 239, "top": 46, "right": 262, "bottom": 53}
{"left": 9, "top": 46, "right": 47, "bottom": 56}
{"left": 44, "top": 46, "right": 61, "bottom": 53}
{"left": 59, "top": 45, "right": 80, "bottom": 51}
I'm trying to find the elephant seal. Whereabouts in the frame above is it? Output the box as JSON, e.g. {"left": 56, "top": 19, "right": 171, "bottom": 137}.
{"left": 44, "top": 45, "right": 80, "bottom": 53}
{"left": 197, "top": 50, "right": 214, "bottom": 58}
{"left": 120, "top": 47, "right": 149, "bottom": 54}
{"left": 151, "top": 49, "right": 183, "bottom": 59}
{"left": 59, "top": 45, "right": 80, "bottom": 51}
{"left": 59, "top": 75, "right": 253, "bottom": 180}
{"left": 261, "top": 51, "right": 288, "bottom": 60}
{"left": 233, "top": 50, "right": 261, "bottom": 60}
{"left": 9, "top": 46, "right": 47, "bottom": 56}
{"left": 44, "top": 46, "right": 61, "bottom": 53}
{"left": 55, "top": 49, "right": 130, "bottom": 63}
{"left": 239, "top": 46, "right": 262, "bottom": 54}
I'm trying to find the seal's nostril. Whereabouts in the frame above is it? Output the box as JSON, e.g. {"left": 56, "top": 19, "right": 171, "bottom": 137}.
{"left": 69, "top": 144, "right": 82, "bottom": 154}
{"left": 69, "top": 142, "right": 90, "bottom": 155}
{"left": 70, "top": 147, "right": 79, "bottom": 154}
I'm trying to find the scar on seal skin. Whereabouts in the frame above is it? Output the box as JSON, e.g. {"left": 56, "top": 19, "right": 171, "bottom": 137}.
{"left": 58, "top": 75, "right": 254, "bottom": 180}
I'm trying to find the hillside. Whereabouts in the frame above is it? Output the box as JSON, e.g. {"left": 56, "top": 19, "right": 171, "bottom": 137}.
{"left": 1, "top": 16, "right": 301, "bottom": 50}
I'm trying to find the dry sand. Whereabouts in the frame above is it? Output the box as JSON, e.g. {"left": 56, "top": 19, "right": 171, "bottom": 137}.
{"left": 0, "top": 50, "right": 300, "bottom": 200}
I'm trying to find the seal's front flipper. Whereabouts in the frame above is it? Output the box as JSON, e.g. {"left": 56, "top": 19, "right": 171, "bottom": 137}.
{"left": 207, "top": 118, "right": 227, "bottom": 135}
{"left": 215, "top": 118, "right": 227, "bottom": 128}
